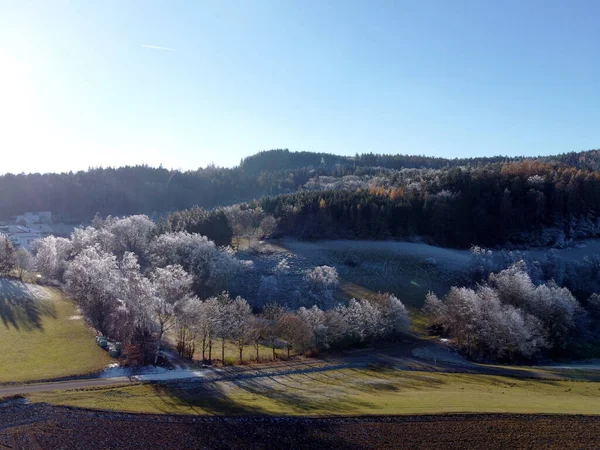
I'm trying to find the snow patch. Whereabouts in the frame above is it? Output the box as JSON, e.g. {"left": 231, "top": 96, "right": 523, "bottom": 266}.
{"left": 132, "top": 369, "right": 209, "bottom": 382}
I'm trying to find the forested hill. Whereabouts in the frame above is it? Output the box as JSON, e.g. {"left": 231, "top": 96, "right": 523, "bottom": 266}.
{"left": 240, "top": 148, "right": 600, "bottom": 172}
{"left": 1, "top": 148, "right": 600, "bottom": 225}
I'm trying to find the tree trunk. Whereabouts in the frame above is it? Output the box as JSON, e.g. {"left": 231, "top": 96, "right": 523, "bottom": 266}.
{"left": 202, "top": 337, "right": 206, "bottom": 362}
{"left": 154, "top": 327, "right": 164, "bottom": 365}
{"left": 287, "top": 346, "right": 290, "bottom": 359}
{"left": 154, "top": 340, "right": 161, "bottom": 365}
{"left": 208, "top": 340, "right": 212, "bottom": 364}
{"left": 256, "top": 344, "right": 259, "bottom": 361}
{"left": 221, "top": 338, "right": 225, "bottom": 364}
{"left": 239, "top": 346, "right": 243, "bottom": 364}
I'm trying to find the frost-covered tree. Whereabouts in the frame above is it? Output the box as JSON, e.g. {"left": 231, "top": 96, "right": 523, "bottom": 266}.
{"left": 64, "top": 246, "right": 122, "bottom": 337}
{"left": 423, "top": 291, "right": 445, "bottom": 327}
{"left": 175, "top": 296, "right": 203, "bottom": 359}
{"left": 150, "top": 231, "right": 245, "bottom": 297}
{"left": 107, "top": 215, "right": 156, "bottom": 260}
{"left": 149, "top": 264, "right": 194, "bottom": 364}
{"left": 529, "top": 282, "right": 582, "bottom": 351}
{"left": 424, "top": 284, "right": 547, "bottom": 361}
{"left": 16, "top": 247, "right": 32, "bottom": 280}
{"left": 297, "top": 305, "right": 328, "bottom": 350}
{"left": 197, "top": 297, "right": 221, "bottom": 363}
{"left": 425, "top": 262, "right": 584, "bottom": 361}
{"left": 118, "top": 252, "right": 155, "bottom": 352}
{"left": 70, "top": 226, "right": 115, "bottom": 256}
{"left": 31, "top": 236, "right": 72, "bottom": 281}
{"left": 491, "top": 262, "right": 583, "bottom": 351}
{"left": 305, "top": 265, "right": 339, "bottom": 308}
{"left": 212, "top": 293, "right": 236, "bottom": 364}
{"left": 373, "top": 293, "right": 410, "bottom": 335}
{"left": 342, "top": 298, "right": 384, "bottom": 343}
{"left": 228, "top": 296, "right": 253, "bottom": 362}
{"left": 489, "top": 261, "right": 536, "bottom": 308}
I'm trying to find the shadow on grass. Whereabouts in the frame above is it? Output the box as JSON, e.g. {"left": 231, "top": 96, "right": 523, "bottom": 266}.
{"left": 134, "top": 385, "right": 368, "bottom": 449}
{"left": 0, "top": 278, "right": 56, "bottom": 331}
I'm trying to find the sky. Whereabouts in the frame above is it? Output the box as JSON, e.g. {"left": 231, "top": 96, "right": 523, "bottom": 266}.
{"left": 1, "top": 0, "right": 599, "bottom": 174}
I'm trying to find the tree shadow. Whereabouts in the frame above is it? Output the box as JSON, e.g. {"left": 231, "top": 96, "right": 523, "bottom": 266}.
{"left": 147, "top": 382, "right": 366, "bottom": 449}
{"left": 0, "top": 278, "right": 56, "bottom": 331}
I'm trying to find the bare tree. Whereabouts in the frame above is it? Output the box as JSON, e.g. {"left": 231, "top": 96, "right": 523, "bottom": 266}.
{"left": 15, "top": 247, "right": 32, "bottom": 280}
{"left": 149, "top": 264, "right": 194, "bottom": 364}
{"left": 262, "top": 303, "right": 285, "bottom": 360}
{"left": 247, "top": 316, "right": 270, "bottom": 361}
{"left": 229, "top": 296, "right": 253, "bottom": 363}
{"left": 276, "top": 313, "right": 312, "bottom": 358}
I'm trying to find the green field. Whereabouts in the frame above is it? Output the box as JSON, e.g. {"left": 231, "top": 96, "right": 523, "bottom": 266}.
{"left": 28, "top": 367, "right": 600, "bottom": 416}
{"left": 0, "top": 278, "right": 110, "bottom": 383}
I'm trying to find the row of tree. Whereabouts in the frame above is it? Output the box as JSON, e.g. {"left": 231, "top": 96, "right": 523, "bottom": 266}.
{"left": 175, "top": 291, "right": 409, "bottom": 363}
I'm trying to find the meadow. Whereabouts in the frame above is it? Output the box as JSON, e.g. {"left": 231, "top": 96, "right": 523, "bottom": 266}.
{"left": 0, "top": 278, "right": 110, "bottom": 383}
{"left": 28, "top": 366, "right": 600, "bottom": 416}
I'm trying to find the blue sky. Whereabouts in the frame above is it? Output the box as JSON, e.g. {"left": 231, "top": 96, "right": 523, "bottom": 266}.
{"left": 1, "top": 1, "right": 599, "bottom": 174}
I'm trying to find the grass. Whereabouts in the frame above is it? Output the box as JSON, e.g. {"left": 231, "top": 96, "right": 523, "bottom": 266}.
{"left": 0, "top": 279, "right": 110, "bottom": 383}
{"left": 192, "top": 341, "right": 287, "bottom": 365}
{"left": 28, "top": 367, "right": 600, "bottom": 416}
{"left": 165, "top": 334, "right": 289, "bottom": 366}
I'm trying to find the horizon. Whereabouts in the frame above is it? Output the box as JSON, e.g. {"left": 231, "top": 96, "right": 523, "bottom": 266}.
{"left": 0, "top": 146, "right": 595, "bottom": 176}
{"left": 2, "top": 1, "right": 600, "bottom": 174}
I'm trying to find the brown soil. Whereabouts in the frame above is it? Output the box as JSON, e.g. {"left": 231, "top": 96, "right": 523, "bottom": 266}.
{"left": 0, "top": 403, "right": 598, "bottom": 449}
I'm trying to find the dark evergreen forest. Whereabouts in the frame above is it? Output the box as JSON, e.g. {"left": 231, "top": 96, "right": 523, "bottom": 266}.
{"left": 3, "top": 148, "right": 600, "bottom": 248}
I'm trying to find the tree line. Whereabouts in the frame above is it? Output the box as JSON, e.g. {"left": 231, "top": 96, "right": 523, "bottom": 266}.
{"left": 261, "top": 160, "right": 600, "bottom": 248}
{"left": 2, "top": 148, "right": 600, "bottom": 228}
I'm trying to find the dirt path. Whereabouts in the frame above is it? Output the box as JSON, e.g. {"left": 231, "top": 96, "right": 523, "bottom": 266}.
{"left": 0, "top": 376, "right": 132, "bottom": 397}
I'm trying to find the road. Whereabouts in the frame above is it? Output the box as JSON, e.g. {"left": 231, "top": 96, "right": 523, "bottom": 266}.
{"left": 2, "top": 343, "right": 599, "bottom": 398}
{"left": 0, "top": 376, "right": 133, "bottom": 397}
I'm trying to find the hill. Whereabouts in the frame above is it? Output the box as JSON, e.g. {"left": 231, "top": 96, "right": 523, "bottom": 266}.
{"left": 1, "top": 148, "right": 600, "bottom": 237}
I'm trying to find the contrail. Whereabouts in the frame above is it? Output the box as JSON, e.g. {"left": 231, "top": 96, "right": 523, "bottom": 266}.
{"left": 142, "top": 45, "right": 176, "bottom": 52}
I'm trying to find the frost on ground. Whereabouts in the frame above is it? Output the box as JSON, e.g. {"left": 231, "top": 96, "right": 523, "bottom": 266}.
{"left": 0, "top": 278, "right": 52, "bottom": 301}
{"left": 240, "top": 239, "right": 473, "bottom": 308}
{"left": 98, "top": 364, "right": 211, "bottom": 381}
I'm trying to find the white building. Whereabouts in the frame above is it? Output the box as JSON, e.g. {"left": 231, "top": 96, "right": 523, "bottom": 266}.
{"left": 1, "top": 225, "right": 41, "bottom": 249}
{"left": 16, "top": 211, "right": 52, "bottom": 225}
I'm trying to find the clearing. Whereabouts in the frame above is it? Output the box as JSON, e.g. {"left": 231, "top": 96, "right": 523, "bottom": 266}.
{"left": 0, "top": 278, "right": 110, "bottom": 383}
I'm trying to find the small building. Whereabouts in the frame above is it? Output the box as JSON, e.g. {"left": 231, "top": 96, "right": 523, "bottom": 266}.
{"left": 16, "top": 211, "right": 52, "bottom": 225}
{"left": 0, "top": 225, "right": 42, "bottom": 249}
